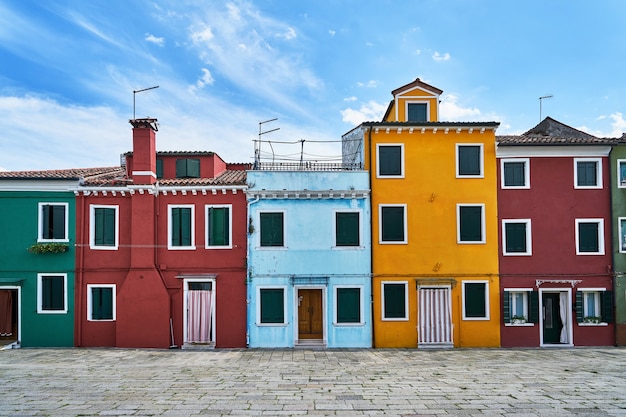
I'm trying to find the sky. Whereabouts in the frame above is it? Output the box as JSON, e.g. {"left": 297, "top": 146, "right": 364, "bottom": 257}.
{"left": 2, "top": 0, "right": 626, "bottom": 172}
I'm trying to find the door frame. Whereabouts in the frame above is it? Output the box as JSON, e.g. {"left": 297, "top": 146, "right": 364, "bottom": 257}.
{"left": 182, "top": 278, "right": 216, "bottom": 345}
{"left": 0, "top": 286, "right": 21, "bottom": 348}
{"left": 294, "top": 286, "right": 326, "bottom": 344}
{"left": 539, "top": 287, "right": 573, "bottom": 347}
{"left": 416, "top": 285, "right": 453, "bottom": 347}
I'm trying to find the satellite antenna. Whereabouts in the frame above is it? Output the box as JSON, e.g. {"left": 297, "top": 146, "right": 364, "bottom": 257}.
{"left": 133, "top": 85, "right": 159, "bottom": 120}
{"left": 256, "top": 118, "right": 280, "bottom": 168}
{"left": 539, "top": 95, "right": 553, "bottom": 121}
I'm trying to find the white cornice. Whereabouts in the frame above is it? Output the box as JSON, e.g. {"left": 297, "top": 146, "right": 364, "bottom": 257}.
{"left": 496, "top": 145, "right": 611, "bottom": 158}
{"left": 245, "top": 189, "right": 370, "bottom": 200}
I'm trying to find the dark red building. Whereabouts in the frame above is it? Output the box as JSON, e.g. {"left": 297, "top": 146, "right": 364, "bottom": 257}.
{"left": 497, "top": 118, "right": 614, "bottom": 347}
{"left": 74, "top": 119, "right": 248, "bottom": 348}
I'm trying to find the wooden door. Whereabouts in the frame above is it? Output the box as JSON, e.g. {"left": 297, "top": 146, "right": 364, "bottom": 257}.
{"left": 298, "top": 289, "right": 323, "bottom": 339}
{"left": 542, "top": 293, "right": 562, "bottom": 344}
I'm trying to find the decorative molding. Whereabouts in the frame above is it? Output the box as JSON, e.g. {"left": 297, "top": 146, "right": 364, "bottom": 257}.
{"left": 536, "top": 279, "right": 582, "bottom": 288}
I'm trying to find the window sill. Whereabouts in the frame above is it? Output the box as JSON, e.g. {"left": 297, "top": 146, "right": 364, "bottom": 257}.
{"left": 256, "top": 246, "right": 288, "bottom": 250}
{"left": 332, "top": 246, "right": 365, "bottom": 250}
{"left": 505, "top": 323, "right": 534, "bottom": 327}
{"left": 333, "top": 322, "right": 365, "bottom": 327}
{"left": 256, "top": 323, "right": 288, "bottom": 327}
{"left": 168, "top": 246, "right": 197, "bottom": 250}
{"left": 579, "top": 322, "right": 608, "bottom": 326}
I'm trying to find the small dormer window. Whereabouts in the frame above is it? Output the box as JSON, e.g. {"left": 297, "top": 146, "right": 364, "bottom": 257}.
{"left": 407, "top": 103, "right": 428, "bottom": 122}
{"left": 176, "top": 158, "right": 200, "bottom": 178}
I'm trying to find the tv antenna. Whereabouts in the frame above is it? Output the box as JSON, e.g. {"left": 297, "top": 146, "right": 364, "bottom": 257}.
{"left": 255, "top": 118, "right": 280, "bottom": 168}
{"left": 539, "top": 95, "right": 553, "bottom": 121}
{"left": 133, "top": 85, "right": 159, "bottom": 120}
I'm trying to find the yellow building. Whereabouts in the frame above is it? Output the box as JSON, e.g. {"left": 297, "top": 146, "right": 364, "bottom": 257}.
{"left": 342, "top": 78, "right": 501, "bottom": 347}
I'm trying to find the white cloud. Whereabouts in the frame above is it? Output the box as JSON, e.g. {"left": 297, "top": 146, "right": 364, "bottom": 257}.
{"left": 276, "top": 27, "right": 296, "bottom": 40}
{"left": 439, "top": 93, "right": 480, "bottom": 120}
{"left": 340, "top": 100, "right": 387, "bottom": 125}
{"left": 357, "top": 80, "right": 378, "bottom": 88}
{"left": 432, "top": 51, "right": 450, "bottom": 62}
{"left": 328, "top": 30, "right": 336, "bottom": 36}
{"left": 190, "top": 25, "right": 214, "bottom": 43}
{"left": 145, "top": 33, "right": 165, "bottom": 46}
{"left": 579, "top": 112, "right": 626, "bottom": 137}
{"left": 190, "top": 68, "right": 214, "bottom": 91}
{"left": 343, "top": 96, "right": 357, "bottom": 102}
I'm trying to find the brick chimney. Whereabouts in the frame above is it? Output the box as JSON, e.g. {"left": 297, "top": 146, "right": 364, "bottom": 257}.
{"left": 129, "top": 118, "right": 158, "bottom": 185}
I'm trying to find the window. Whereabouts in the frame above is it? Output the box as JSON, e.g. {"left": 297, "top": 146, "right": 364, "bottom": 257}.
{"left": 503, "top": 289, "right": 538, "bottom": 324}
{"left": 90, "top": 205, "right": 118, "bottom": 249}
{"left": 407, "top": 102, "right": 428, "bottom": 122}
{"left": 502, "top": 219, "right": 532, "bottom": 255}
{"left": 501, "top": 158, "right": 530, "bottom": 189}
{"left": 463, "top": 281, "right": 489, "bottom": 320}
{"left": 37, "top": 274, "right": 67, "bottom": 314}
{"left": 457, "top": 204, "right": 485, "bottom": 244}
{"left": 574, "top": 158, "right": 602, "bottom": 189}
{"left": 259, "top": 212, "right": 284, "bottom": 247}
{"left": 382, "top": 281, "right": 408, "bottom": 320}
{"left": 456, "top": 144, "right": 483, "bottom": 178}
{"left": 258, "top": 287, "right": 286, "bottom": 325}
{"left": 575, "top": 289, "right": 613, "bottom": 324}
{"left": 379, "top": 205, "right": 407, "bottom": 244}
{"left": 156, "top": 159, "right": 163, "bottom": 179}
{"left": 176, "top": 158, "right": 200, "bottom": 178}
{"left": 335, "top": 287, "right": 362, "bottom": 324}
{"left": 335, "top": 211, "right": 360, "bottom": 247}
{"left": 206, "top": 205, "right": 231, "bottom": 248}
{"left": 87, "top": 285, "right": 115, "bottom": 321}
{"left": 38, "top": 202, "right": 68, "bottom": 242}
{"left": 168, "top": 205, "right": 195, "bottom": 249}
{"left": 575, "top": 219, "right": 605, "bottom": 255}
{"left": 617, "top": 159, "right": 626, "bottom": 188}
{"left": 619, "top": 218, "right": 626, "bottom": 253}
{"left": 376, "top": 144, "right": 404, "bottom": 177}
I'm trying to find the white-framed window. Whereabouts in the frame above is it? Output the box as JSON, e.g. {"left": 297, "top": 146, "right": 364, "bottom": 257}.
{"left": 504, "top": 288, "right": 533, "bottom": 324}
{"left": 334, "top": 285, "right": 364, "bottom": 325}
{"left": 376, "top": 144, "right": 404, "bottom": 178}
{"left": 576, "top": 287, "right": 612, "bottom": 325}
{"left": 575, "top": 218, "right": 605, "bottom": 255}
{"left": 502, "top": 219, "right": 532, "bottom": 256}
{"left": 406, "top": 101, "right": 429, "bottom": 122}
{"left": 617, "top": 159, "right": 626, "bottom": 188}
{"left": 37, "top": 273, "right": 67, "bottom": 314}
{"left": 501, "top": 158, "right": 530, "bottom": 189}
{"left": 619, "top": 217, "right": 626, "bottom": 253}
{"left": 379, "top": 204, "right": 407, "bottom": 244}
{"left": 87, "top": 284, "right": 116, "bottom": 321}
{"left": 456, "top": 144, "right": 484, "bottom": 178}
{"left": 38, "top": 202, "right": 69, "bottom": 242}
{"left": 381, "top": 281, "right": 408, "bottom": 321}
{"left": 333, "top": 209, "right": 362, "bottom": 248}
{"left": 258, "top": 210, "right": 286, "bottom": 248}
{"left": 90, "top": 205, "right": 119, "bottom": 250}
{"left": 168, "top": 204, "right": 195, "bottom": 250}
{"left": 457, "top": 204, "right": 486, "bottom": 244}
{"left": 462, "top": 280, "right": 489, "bottom": 320}
{"left": 257, "top": 286, "right": 287, "bottom": 325}
{"left": 205, "top": 204, "right": 232, "bottom": 249}
{"left": 574, "top": 158, "right": 602, "bottom": 189}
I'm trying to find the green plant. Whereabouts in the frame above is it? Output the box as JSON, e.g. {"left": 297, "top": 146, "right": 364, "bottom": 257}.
{"left": 28, "top": 242, "right": 69, "bottom": 254}
{"left": 583, "top": 316, "right": 601, "bottom": 324}
{"left": 511, "top": 315, "right": 527, "bottom": 324}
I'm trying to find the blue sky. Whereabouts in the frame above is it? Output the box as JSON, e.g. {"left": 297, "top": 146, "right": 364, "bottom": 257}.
{"left": 2, "top": 0, "right": 626, "bottom": 171}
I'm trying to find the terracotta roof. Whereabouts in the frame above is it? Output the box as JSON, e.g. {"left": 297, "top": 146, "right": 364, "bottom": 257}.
{"left": 391, "top": 78, "right": 443, "bottom": 96}
{"left": 497, "top": 117, "right": 617, "bottom": 146}
{"left": 0, "top": 166, "right": 124, "bottom": 181}
{"left": 156, "top": 169, "right": 247, "bottom": 187}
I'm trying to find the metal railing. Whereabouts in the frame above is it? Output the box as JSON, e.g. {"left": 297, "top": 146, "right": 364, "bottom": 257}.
{"left": 253, "top": 162, "right": 363, "bottom": 171}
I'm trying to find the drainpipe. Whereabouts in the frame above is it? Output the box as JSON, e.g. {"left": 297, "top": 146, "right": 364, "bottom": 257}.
{"left": 367, "top": 124, "right": 375, "bottom": 348}
{"left": 76, "top": 191, "right": 86, "bottom": 347}
{"left": 246, "top": 194, "right": 260, "bottom": 347}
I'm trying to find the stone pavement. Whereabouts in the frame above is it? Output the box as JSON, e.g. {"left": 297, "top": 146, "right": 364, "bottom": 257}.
{"left": 0, "top": 347, "right": 625, "bottom": 416}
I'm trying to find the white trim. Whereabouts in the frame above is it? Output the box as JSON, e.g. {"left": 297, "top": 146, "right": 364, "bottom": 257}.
{"left": 500, "top": 158, "right": 530, "bottom": 189}
{"left": 257, "top": 286, "right": 288, "bottom": 326}
{"left": 574, "top": 158, "right": 603, "bottom": 189}
{"left": 183, "top": 278, "right": 216, "bottom": 344}
{"left": 456, "top": 204, "right": 486, "bottom": 244}
{"left": 461, "top": 280, "right": 490, "bottom": 320}
{"left": 617, "top": 159, "right": 626, "bottom": 188}
{"left": 378, "top": 204, "right": 408, "bottom": 244}
{"left": 405, "top": 101, "right": 430, "bottom": 122}
{"left": 333, "top": 285, "right": 364, "bottom": 326}
{"left": 167, "top": 204, "right": 196, "bottom": 250}
{"left": 575, "top": 218, "right": 605, "bottom": 255}
{"left": 131, "top": 170, "right": 157, "bottom": 178}
{"left": 496, "top": 145, "right": 611, "bottom": 158}
{"left": 37, "top": 202, "right": 69, "bottom": 242}
{"left": 294, "top": 286, "right": 326, "bottom": 344}
{"left": 502, "top": 219, "right": 532, "bottom": 256}
{"left": 89, "top": 205, "right": 119, "bottom": 250}
{"left": 257, "top": 210, "right": 287, "bottom": 249}
{"left": 618, "top": 217, "right": 626, "bottom": 253}
{"left": 539, "top": 288, "right": 573, "bottom": 347}
{"left": 456, "top": 143, "right": 484, "bottom": 178}
{"left": 37, "top": 273, "right": 68, "bottom": 314}
{"left": 205, "top": 204, "right": 233, "bottom": 249}
{"left": 332, "top": 209, "right": 363, "bottom": 249}
{"left": 86, "top": 284, "right": 116, "bottom": 321}
{"left": 0, "top": 285, "right": 20, "bottom": 343}
{"left": 376, "top": 143, "right": 405, "bottom": 178}
{"left": 381, "top": 281, "right": 409, "bottom": 321}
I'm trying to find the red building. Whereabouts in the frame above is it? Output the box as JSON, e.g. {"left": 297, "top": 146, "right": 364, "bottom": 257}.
{"left": 74, "top": 119, "right": 248, "bottom": 348}
{"left": 497, "top": 118, "right": 614, "bottom": 347}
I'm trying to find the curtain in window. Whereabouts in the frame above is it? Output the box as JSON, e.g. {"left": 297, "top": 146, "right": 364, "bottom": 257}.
{"left": 0, "top": 291, "right": 12, "bottom": 336}
{"left": 187, "top": 290, "right": 213, "bottom": 343}
{"left": 559, "top": 292, "right": 568, "bottom": 344}
{"left": 418, "top": 288, "right": 452, "bottom": 345}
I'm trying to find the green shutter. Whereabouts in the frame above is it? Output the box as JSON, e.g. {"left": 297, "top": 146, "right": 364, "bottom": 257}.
{"left": 459, "top": 146, "right": 480, "bottom": 176}
{"left": 575, "top": 291, "right": 584, "bottom": 323}
{"left": 171, "top": 208, "right": 192, "bottom": 247}
{"left": 156, "top": 159, "right": 163, "bottom": 179}
{"left": 95, "top": 208, "right": 115, "bottom": 246}
{"left": 260, "top": 213, "right": 284, "bottom": 247}
{"left": 92, "top": 287, "right": 113, "bottom": 320}
{"left": 42, "top": 204, "right": 66, "bottom": 240}
{"left": 260, "top": 288, "right": 284, "bottom": 323}
{"left": 577, "top": 161, "right": 597, "bottom": 186}
{"left": 407, "top": 103, "right": 427, "bottom": 122}
{"left": 172, "top": 208, "right": 181, "bottom": 246}
{"left": 502, "top": 291, "right": 510, "bottom": 323}
{"left": 176, "top": 159, "right": 186, "bottom": 178}
{"left": 460, "top": 206, "right": 482, "bottom": 242}
{"left": 336, "top": 212, "right": 359, "bottom": 246}
{"left": 505, "top": 223, "right": 526, "bottom": 252}
{"left": 602, "top": 291, "right": 614, "bottom": 323}
{"left": 579, "top": 222, "right": 599, "bottom": 252}
{"left": 337, "top": 288, "right": 360, "bottom": 323}
{"left": 381, "top": 206, "right": 404, "bottom": 242}
{"left": 42, "top": 276, "right": 64, "bottom": 311}
{"left": 187, "top": 159, "right": 200, "bottom": 178}
{"left": 504, "top": 162, "right": 525, "bottom": 187}
{"left": 378, "top": 146, "right": 402, "bottom": 176}
{"left": 464, "top": 282, "right": 486, "bottom": 318}
{"left": 208, "top": 207, "right": 229, "bottom": 246}
{"left": 383, "top": 283, "right": 406, "bottom": 318}
{"left": 528, "top": 291, "right": 539, "bottom": 323}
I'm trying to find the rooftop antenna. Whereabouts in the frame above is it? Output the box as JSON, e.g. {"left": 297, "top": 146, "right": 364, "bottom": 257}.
{"left": 539, "top": 95, "right": 553, "bottom": 121}
{"left": 256, "top": 118, "right": 280, "bottom": 168}
{"left": 133, "top": 85, "right": 159, "bottom": 120}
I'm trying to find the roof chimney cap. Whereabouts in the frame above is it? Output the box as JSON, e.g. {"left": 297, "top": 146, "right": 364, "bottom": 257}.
{"left": 129, "top": 118, "right": 158, "bottom": 131}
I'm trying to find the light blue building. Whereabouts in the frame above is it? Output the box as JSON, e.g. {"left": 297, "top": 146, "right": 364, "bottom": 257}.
{"left": 246, "top": 163, "right": 371, "bottom": 348}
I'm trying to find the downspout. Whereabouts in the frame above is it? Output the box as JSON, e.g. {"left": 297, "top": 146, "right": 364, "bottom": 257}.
{"left": 246, "top": 194, "right": 260, "bottom": 347}
{"left": 608, "top": 149, "right": 617, "bottom": 346}
{"left": 367, "top": 124, "right": 375, "bottom": 348}
{"left": 76, "top": 191, "right": 86, "bottom": 347}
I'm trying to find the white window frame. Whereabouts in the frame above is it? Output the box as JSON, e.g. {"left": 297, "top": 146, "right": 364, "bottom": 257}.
{"left": 205, "top": 204, "right": 233, "bottom": 249}
{"left": 578, "top": 287, "right": 608, "bottom": 326}
{"left": 456, "top": 203, "right": 486, "bottom": 244}
{"left": 502, "top": 219, "right": 532, "bottom": 256}
{"left": 405, "top": 101, "right": 430, "bottom": 122}
{"left": 619, "top": 217, "right": 626, "bottom": 254}
{"left": 257, "top": 210, "right": 287, "bottom": 250}
{"left": 378, "top": 204, "right": 407, "bottom": 244}
{"left": 333, "top": 285, "right": 364, "bottom": 326}
{"left": 574, "top": 158, "right": 602, "bottom": 189}
{"left": 505, "top": 288, "right": 533, "bottom": 325}
{"left": 381, "top": 281, "right": 409, "bottom": 321}
{"left": 575, "top": 218, "right": 605, "bottom": 255}
{"left": 376, "top": 143, "right": 405, "bottom": 178}
{"left": 462, "top": 280, "right": 490, "bottom": 320}
{"left": 168, "top": 204, "right": 196, "bottom": 250}
{"left": 500, "top": 158, "right": 530, "bottom": 189}
{"left": 617, "top": 159, "right": 626, "bottom": 188}
{"left": 456, "top": 143, "right": 484, "bottom": 178}
{"left": 87, "top": 284, "right": 116, "bottom": 321}
{"left": 89, "top": 205, "right": 119, "bottom": 250}
{"left": 257, "top": 286, "right": 288, "bottom": 326}
{"left": 332, "top": 209, "right": 363, "bottom": 249}
{"left": 37, "top": 202, "right": 69, "bottom": 242}
{"left": 37, "top": 273, "right": 68, "bottom": 314}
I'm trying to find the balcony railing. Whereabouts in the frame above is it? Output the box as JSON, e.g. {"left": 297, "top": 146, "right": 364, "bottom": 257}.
{"left": 253, "top": 162, "right": 363, "bottom": 171}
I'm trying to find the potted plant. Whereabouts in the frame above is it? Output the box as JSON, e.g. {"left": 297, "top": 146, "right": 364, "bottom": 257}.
{"left": 511, "top": 315, "right": 527, "bottom": 324}
{"left": 583, "top": 316, "right": 601, "bottom": 324}
{"left": 28, "top": 242, "right": 69, "bottom": 254}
